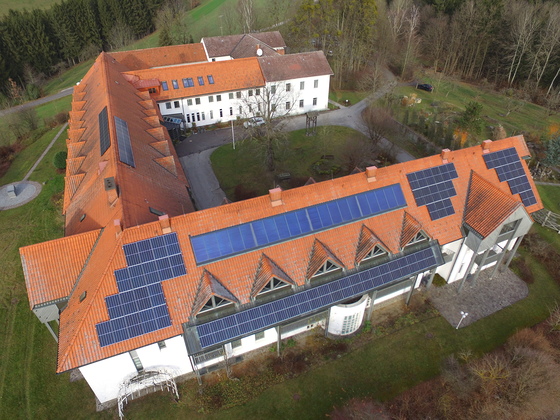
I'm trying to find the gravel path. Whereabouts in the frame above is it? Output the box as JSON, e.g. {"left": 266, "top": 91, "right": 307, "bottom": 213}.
{"left": 428, "top": 267, "right": 528, "bottom": 329}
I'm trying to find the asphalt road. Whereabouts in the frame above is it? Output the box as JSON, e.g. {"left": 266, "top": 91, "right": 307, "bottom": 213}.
{"left": 0, "top": 87, "right": 74, "bottom": 118}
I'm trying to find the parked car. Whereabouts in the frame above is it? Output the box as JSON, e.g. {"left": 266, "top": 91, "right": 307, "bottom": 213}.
{"left": 243, "top": 116, "right": 266, "bottom": 128}
{"left": 416, "top": 83, "right": 434, "bottom": 92}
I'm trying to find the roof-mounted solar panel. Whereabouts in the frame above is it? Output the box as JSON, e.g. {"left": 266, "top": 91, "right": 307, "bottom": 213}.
{"left": 483, "top": 147, "right": 537, "bottom": 206}
{"left": 407, "top": 163, "right": 458, "bottom": 221}
{"left": 99, "top": 107, "right": 110, "bottom": 156}
{"left": 114, "top": 116, "right": 135, "bottom": 167}
{"left": 191, "top": 184, "right": 407, "bottom": 265}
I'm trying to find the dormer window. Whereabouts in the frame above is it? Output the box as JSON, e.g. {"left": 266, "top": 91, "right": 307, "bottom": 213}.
{"left": 363, "top": 245, "right": 387, "bottom": 261}
{"left": 259, "top": 277, "right": 290, "bottom": 295}
{"left": 312, "top": 260, "right": 341, "bottom": 277}
{"left": 405, "top": 231, "right": 428, "bottom": 247}
{"left": 198, "top": 296, "right": 233, "bottom": 315}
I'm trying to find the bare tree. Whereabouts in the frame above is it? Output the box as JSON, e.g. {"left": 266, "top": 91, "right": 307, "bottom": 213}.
{"left": 361, "top": 105, "right": 394, "bottom": 150}
{"left": 108, "top": 25, "right": 135, "bottom": 51}
{"left": 505, "top": 1, "right": 539, "bottom": 86}
{"left": 527, "top": 3, "right": 560, "bottom": 87}
{"left": 238, "top": 0, "right": 256, "bottom": 33}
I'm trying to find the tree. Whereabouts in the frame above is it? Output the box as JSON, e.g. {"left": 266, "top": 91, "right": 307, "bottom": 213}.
{"left": 238, "top": 0, "right": 256, "bottom": 33}
{"left": 361, "top": 105, "right": 393, "bottom": 150}
{"left": 53, "top": 151, "right": 68, "bottom": 170}
{"left": 456, "top": 101, "right": 483, "bottom": 135}
{"left": 542, "top": 135, "right": 560, "bottom": 167}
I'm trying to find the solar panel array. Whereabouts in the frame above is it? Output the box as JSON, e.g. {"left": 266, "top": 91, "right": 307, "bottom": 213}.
{"left": 191, "top": 184, "right": 407, "bottom": 265}
{"left": 483, "top": 147, "right": 537, "bottom": 206}
{"left": 407, "top": 163, "right": 458, "bottom": 220}
{"left": 195, "top": 246, "right": 440, "bottom": 349}
{"left": 96, "top": 233, "right": 186, "bottom": 347}
{"left": 114, "top": 116, "right": 135, "bottom": 168}
{"left": 99, "top": 107, "right": 110, "bottom": 156}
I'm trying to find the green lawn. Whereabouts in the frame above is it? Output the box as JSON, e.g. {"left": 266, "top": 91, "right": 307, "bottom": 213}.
{"left": 43, "top": 60, "right": 93, "bottom": 96}
{"left": 0, "top": 0, "right": 58, "bottom": 13}
{"left": 329, "top": 89, "right": 368, "bottom": 106}
{"left": 211, "top": 126, "right": 370, "bottom": 200}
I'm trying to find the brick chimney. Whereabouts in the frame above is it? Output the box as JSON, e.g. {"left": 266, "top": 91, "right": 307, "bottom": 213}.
{"left": 441, "top": 149, "right": 451, "bottom": 163}
{"left": 482, "top": 139, "right": 492, "bottom": 154}
{"left": 269, "top": 187, "right": 283, "bottom": 207}
{"left": 159, "top": 214, "right": 172, "bottom": 234}
{"left": 104, "top": 177, "right": 118, "bottom": 205}
{"left": 366, "top": 166, "right": 377, "bottom": 183}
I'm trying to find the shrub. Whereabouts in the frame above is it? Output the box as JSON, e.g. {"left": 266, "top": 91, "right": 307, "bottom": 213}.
{"left": 432, "top": 273, "right": 447, "bottom": 287}
{"left": 53, "top": 151, "right": 67, "bottom": 170}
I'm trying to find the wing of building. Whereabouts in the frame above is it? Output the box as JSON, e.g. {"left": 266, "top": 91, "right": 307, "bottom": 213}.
{"left": 20, "top": 33, "right": 542, "bottom": 406}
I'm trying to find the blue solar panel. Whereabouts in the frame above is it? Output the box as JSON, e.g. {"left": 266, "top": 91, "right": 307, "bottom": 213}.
{"left": 96, "top": 233, "right": 185, "bottom": 347}
{"left": 114, "top": 116, "right": 135, "bottom": 167}
{"left": 483, "top": 148, "right": 537, "bottom": 207}
{"left": 407, "top": 163, "right": 458, "bottom": 221}
{"left": 195, "top": 245, "right": 441, "bottom": 349}
{"left": 99, "top": 107, "right": 110, "bottom": 156}
{"left": 191, "top": 184, "right": 407, "bottom": 265}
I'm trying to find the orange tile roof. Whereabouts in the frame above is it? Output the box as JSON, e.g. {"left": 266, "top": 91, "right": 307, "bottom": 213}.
{"left": 124, "top": 57, "right": 265, "bottom": 101}
{"left": 108, "top": 43, "right": 208, "bottom": 70}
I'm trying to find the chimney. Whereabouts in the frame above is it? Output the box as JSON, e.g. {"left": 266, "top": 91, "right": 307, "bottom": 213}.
{"left": 366, "top": 166, "right": 377, "bottom": 183}
{"left": 159, "top": 214, "right": 172, "bottom": 234}
{"left": 104, "top": 177, "right": 118, "bottom": 205}
{"left": 482, "top": 139, "right": 492, "bottom": 154}
{"left": 269, "top": 187, "right": 283, "bottom": 207}
{"left": 441, "top": 149, "right": 451, "bottom": 163}
{"left": 114, "top": 219, "right": 122, "bottom": 236}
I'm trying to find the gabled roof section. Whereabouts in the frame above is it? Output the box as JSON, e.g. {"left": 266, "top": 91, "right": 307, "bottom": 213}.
{"left": 307, "top": 239, "right": 344, "bottom": 278}
{"left": 400, "top": 212, "right": 424, "bottom": 249}
{"left": 258, "top": 51, "right": 333, "bottom": 82}
{"left": 230, "top": 36, "right": 279, "bottom": 59}
{"left": 251, "top": 254, "right": 295, "bottom": 298}
{"left": 191, "top": 270, "right": 239, "bottom": 317}
{"left": 20, "top": 229, "right": 102, "bottom": 308}
{"left": 126, "top": 57, "right": 265, "bottom": 101}
{"left": 464, "top": 171, "right": 522, "bottom": 238}
{"left": 63, "top": 52, "right": 194, "bottom": 236}
{"left": 108, "top": 43, "right": 208, "bottom": 70}
{"left": 355, "top": 225, "right": 386, "bottom": 264}
{"left": 202, "top": 31, "right": 286, "bottom": 58}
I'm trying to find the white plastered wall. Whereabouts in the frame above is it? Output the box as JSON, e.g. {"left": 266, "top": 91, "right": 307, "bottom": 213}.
{"left": 327, "top": 295, "right": 368, "bottom": 336}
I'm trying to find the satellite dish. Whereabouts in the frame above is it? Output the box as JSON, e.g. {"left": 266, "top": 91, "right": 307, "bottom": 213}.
{"left": 256, "top": 48, "right": 263, "bottom": 57}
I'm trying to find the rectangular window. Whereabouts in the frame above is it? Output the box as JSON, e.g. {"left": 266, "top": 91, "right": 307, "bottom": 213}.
{"left": 174, "top": 101, "right": 180, "bottom": 108}
{"left": 229, "top": 107, "right": 233, "bottom": 116}
{"left": 257, "top": 103, "right": 261, "bottom": 112}
{"left": 195, "top": 98, "right": 201, "bottom": 105}
{"left": 207, "top": 75, "right": 215, "bottom": 84}
{"left": 129, "top": 350, "right": 143, "bottom": 372}
{"left": 192, "top": 113, "right": 195, "bottom": 122}
{"left": 271, "top": 85, "right": 276, "bottom": 95}
{"left": 172, "top": 80, "right": 179, "bottom": 89}
{"left": 165, "top": 102, "right": 171, "bottom": 109}
{"left": 148, "top": 88, "right": 156, "bottom": 94}
{"left": 236, "top": 91, "right": 241, "bottom": 99}
{"left": 186, "top": 114, "right": 191, "bottom": 123}
{"left": 197, "top": 76, "right": 204, "bottom": 86}
{"left": 158, "top": 341, "right": 166, "bottom": 350}
{"left": 300, "top": 81, "right": 305, "bottom": 90}
{"left": 182, "top": 78, "right": 189, "bottom": 88}
{"left": 255, "top": 331, "right": 265, "bottom": 341}
{"left": 285, "top": 101, "right": 290, "bottom": 110}
{"left": 299, "top": 99, "right": 304, "bottom": 108}
{"left": 232, "top": 339, "right": 242, "bottom": 349}
{"left": 313, "top": 97, "right": 317, "bottom": 106}
{"left": 196, "top": 112, "right": 200, "bottom": 121}
{"left": 286, "top": 83, "right": 291, "bottom": 92}
{"left": 187, "top": 99, "right": 193, "bottom": 106}
{"left": 209, "top": 96, "right": 214, "bottom": 103}
{"left": 187, "top": 78, "right": 194, "bottom": 87}
{"left": 161, "top": 81, "right": 168, "bottom": 91}
{"left": 201, "top": 112, "right": 205, "bottom": 120}
{"left": 239, "top": 105, "right": 242, "bottom": 114}
{"left": 256, "top": 88, "right": 260, "bottom": 96}
{"left": 248, "top": 105, "right": 252, "bottom": 113}
{"left": 249, "top": 89, "right": 253, "bottom": 96}
{"left": 229, "top": 93, "right": 234, "bottom": 100}
{"left": 314, "top": 79, "right": 319, "bottom": 88}
{"left": 220, "top": 109, "right": 223, "bottom": 117}
{"left": 210, "top": 110, "right": 213, "bottom": 119}
{"left": 217, "top": 95, "right": 222, "bottom": 102}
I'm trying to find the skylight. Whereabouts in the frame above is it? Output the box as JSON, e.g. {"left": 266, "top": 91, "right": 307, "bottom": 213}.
{"left": 197, "top": 76, "right": 204, "bottom": 86}
{"left": 207, "top": 75, "right": 214, "bottom": 84}
{"left": 161, "top": 81, "right": 168, "bottom": 91}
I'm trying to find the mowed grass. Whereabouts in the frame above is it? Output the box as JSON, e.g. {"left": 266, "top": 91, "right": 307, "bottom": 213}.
{"left": 211, "top": 126, "right": 369, "bottom": 199}
{"left": 393, "top": 74, "right": 560, "bottom": 140}
{"left": 43, "top": 60, "right": 93, "bottom": 96}
{"left": 329, "top": 89, "right": 368, "bottom": 106}
{"left": 0, "top": 0, "right": 58, "bottom": 13}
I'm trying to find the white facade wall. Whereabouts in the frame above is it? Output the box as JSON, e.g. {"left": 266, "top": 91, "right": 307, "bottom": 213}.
{"left": 79, "top": 335, "right": 191, "bottom": 404}
{"left": 436, "top": 238, "right": 464, "bottom": 280}
{"left": 158, "top": 74, "right": 331, "bottom": 128}
{"left": 327, "top": 295, "right": 369, "bottom": 336}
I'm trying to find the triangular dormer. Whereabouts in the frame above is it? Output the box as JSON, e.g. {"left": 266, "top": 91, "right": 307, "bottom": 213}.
{"left": 400, "top": 212, "right": 428, "bottom": 249}
{"left": 192, "top": 270, "right": 238, "bottom": 318}
{"left": 355, "top": 225, "right": 388, "bottom": 265}
{"left": 251, "top": 254, "right": 294, "bottom": 299}
{"left": 307, "top": 239, "right": 344, "bottom": 280}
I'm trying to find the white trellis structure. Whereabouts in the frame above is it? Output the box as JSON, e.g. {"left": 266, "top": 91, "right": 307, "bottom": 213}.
{"left": 117, "top": 369, "right": 179, "bottom": 419}
{"left": 533, "top": 208, "right": 560, "bottom": 233}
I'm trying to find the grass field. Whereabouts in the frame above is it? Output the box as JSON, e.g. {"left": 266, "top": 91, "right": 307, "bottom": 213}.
{"left": 0, "top": 0, "right": 58, "bottom": 13}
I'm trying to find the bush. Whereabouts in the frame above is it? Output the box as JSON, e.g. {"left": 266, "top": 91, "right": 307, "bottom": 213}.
{"left": 432, "top": 273, "right": 447, "bottom": 287}
{"left": 53, "top": 151, "right": 67, "bottom": 170}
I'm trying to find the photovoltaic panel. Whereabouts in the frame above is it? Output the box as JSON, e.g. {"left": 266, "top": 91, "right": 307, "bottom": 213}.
{"left": 191, "top": 184, "right": 407, "bottom": 265}
{"left": 483, "top": 147, "right": 537, "bottom": 207}
{"left": 114, "top": 116, "right": 135, "bottom": 167}
{"left": 99, "top": 107, "right": 110, "bottom": 156}
{"left": 194, "top": 245, "right": 441, "bottom": 349}
{"left": 407, "top": 163, "right": 458, "bottom": 221}
{"left": 96, "top": 233, "right": 186, "bottom": 347}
